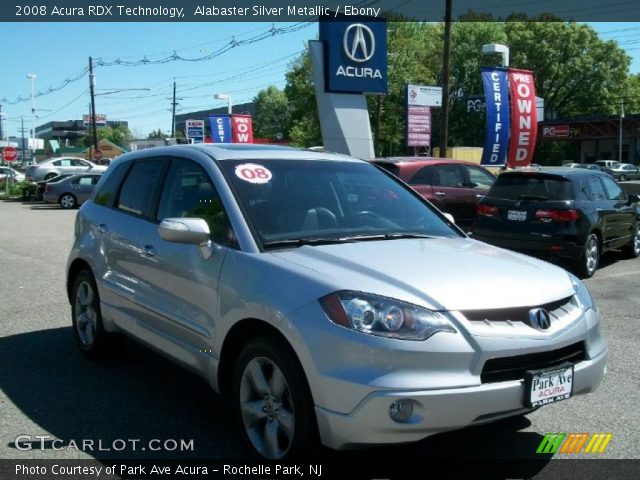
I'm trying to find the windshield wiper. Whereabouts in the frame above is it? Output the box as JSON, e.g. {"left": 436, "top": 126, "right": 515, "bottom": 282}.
{"left": 262, "top": 237, "right": 347, "bottom": 249}
{"left": 338, "top": 233, "right": 434, "bottom": 242}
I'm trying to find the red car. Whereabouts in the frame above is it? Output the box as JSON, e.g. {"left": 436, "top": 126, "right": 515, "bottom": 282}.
{"left": 372, "top": 157, "right": 496, "bottom": 230}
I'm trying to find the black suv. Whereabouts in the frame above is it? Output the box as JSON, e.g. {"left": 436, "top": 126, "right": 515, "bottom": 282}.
{"left": 474, "top": 168, "right": 640, "bottom": 277}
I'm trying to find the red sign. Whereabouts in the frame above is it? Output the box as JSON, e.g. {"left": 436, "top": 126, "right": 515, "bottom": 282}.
{"left": 507, "top": 69, "right": 538, "bottom": 168}
{"left": 231, "top": 115, "right": 254, "bottom": 144}
{"left": 93, "top": 149, "right": 103, "bottom": 161}
{"left": 542, "top": 125, "right": 570, "bottom": 138}
{"left": 2, "top": 146, "right": 17, "bottom": 163}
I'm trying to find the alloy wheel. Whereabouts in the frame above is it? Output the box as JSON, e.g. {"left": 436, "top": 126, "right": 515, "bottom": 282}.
{"left": 74, "top": 281, "right": 98, "bottom": 347}
{"left": 584, "top": 234, "right": 599, "bottom": 276}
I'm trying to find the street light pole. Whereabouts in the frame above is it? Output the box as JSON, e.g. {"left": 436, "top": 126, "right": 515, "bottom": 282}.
{"left": 27, "top": 73, "right": 36, "bottom": 161}
{"left": 214, "top": 93, "right": 232, "bottom": 115}
{"left": 439, "top": 0, "right": 452, "bottom": 158}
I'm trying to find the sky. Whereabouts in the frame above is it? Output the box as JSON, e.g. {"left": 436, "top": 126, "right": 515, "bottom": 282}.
{"left": 1, "top": 21, "right": 639, "bottom": 140}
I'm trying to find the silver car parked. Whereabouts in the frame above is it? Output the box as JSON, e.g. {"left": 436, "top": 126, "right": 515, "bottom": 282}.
{"left": 43, "top": 173, "right": 103, "bottom": 208}
{"left": 66, "top": 145, "right": 607, "bottom": 459}
{"left": 26, "top": 157, "right": 105, "bottom": 181}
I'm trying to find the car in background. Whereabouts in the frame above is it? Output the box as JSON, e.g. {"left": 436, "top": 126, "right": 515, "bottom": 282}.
{"left": 26, "top": 157, "right": 106, "bottom": 182}
{"left": 372, "top": 157, "right": 496, "bottom": 230}
{"left": 66, "top": 144, "right": 606, "bottom": 460}
{"left": 0, "top": 167, "right": 25, "bottom": 183}
{"left": 474, "top": 168, "right": 640, "bottom": 277}
{"left": 608, "top": 163, "right": 640, "bottom": 181}
{"left": 574, "top": 163, "right": 614, "bottom": 175}
{"left": 43, "top": 173, "right": 103, "bottom": 209}
{"left": 34, "top": 173, "right": 76, "bottom": 201}
{"left": 595, "top": 160, "right": 621, "bottom": 170}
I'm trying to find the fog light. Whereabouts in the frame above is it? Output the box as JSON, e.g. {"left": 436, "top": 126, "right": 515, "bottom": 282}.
{"left": 389, "top": 399, "right": 414, "bottom": 422}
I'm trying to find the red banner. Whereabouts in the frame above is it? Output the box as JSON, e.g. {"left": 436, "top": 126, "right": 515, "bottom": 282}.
{"left": 231, "top": 114, "right": 254, "bottom": 143}
{"left": 507, "top": 69, "right": 538, "bottom": 168}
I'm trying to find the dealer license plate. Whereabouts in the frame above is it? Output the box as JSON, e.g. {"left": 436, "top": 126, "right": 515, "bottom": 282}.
{"left": 525, "top": 363, "right": 574, "bottom": 408}
{"left": 507, "top": 210, "right": 527, "bottom": 221}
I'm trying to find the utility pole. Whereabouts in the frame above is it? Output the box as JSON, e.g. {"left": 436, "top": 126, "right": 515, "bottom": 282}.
{"left": 171, "top": 80, "right": 177, "bottom": 137}
{"left": 619, "top": 98, "right": 625, "bottom": 164}
{"left": 89, "top": 57, "right": 98, "bottom": 160}
{"left": 0, "top": 104, "right": 3, "bottom": 141}
{"left": 439, "top": 0, "right": 453, "bottom": 158}
{"left": 20, "top": 118, "right": 27, "bottom": 162}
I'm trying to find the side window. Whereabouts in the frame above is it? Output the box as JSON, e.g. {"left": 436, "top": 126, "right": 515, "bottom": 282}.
{"left": 60, "top": 160, "right": 72, "bottom": 167}
{"left": 157, "top": 159, "right": 234, "bottom": 245}
{"left": 94, "top": 162, "right": 131, "bottom": 207}
{"left": 578, "top": 180, "right": 590, "bottom": 201}
{"left": 52, "top": 160, "right": 61, "bottom": 167}
{"left": 465, "top": 166, "right": 495, "bottom": 189}
{"left": 71, "top": 159, "right": 86, "bottom": 166}
{"left": 601, "top": 176, "right": 625, "bottom": 201}
{"left": 409, "top": 167, "right": 433, "bottom": 185}
{"left": 587, "top": 177, "right": 607, "bottom": 201}
{"left": 73, "top": 176, "right": 92, "bottom": 186}
{"left": 116, "top": 159, "right": 165, "bottom": 218}
{"left": 432, "top": 165, "right": 464, "bottom": 188}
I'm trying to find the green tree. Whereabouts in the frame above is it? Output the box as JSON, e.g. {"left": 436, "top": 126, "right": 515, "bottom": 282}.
{"left": 147, "top": 128, "right": 168, "bottom": 139}
{"left": 253, "top": 86, "right": 290, "bottom": 140}
{"left": 284, "top": 51, "right": 321, "bottom": 147}
{"left": 82, "top": 124, "right": 132, "bottom": 148}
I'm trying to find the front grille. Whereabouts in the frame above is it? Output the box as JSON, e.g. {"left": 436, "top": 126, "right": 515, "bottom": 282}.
{"left": 481, "top": 342, "right": 586, "bottom": 383}
{"left": 462, "top": 296, "right": 573, "bottom": 326}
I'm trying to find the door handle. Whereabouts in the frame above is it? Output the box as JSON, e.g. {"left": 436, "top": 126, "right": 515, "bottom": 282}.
{"left": 97, "top": 224, "right": 108, "bottom": 234}
{"left": 435, "top": 191, "right": 446, "bottom": 197}
{"left": 143, "top": 246, "right": 157, "bottom": 257}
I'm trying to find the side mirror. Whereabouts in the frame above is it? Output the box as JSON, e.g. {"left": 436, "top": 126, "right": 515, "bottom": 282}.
{"left": 628, "top": 194, "right": 640, "bottom": 204}
{"left": 158, "top": 218, "right": 210, "bottom": 244}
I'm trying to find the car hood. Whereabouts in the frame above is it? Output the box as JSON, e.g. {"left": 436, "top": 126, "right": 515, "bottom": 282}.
{"left": 270, "top": 237, "right": 575, "bottom": 311}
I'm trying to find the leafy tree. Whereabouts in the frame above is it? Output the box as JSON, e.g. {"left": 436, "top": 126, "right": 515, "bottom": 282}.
{"left": 284, "top": 51, "right": 321, "bottom": 147}
{"left": 82, "top": 124, "right": 132, "bottom": 148}
{"left": 253, "top": 86, "right": 290, "bottom": 140}
{"left": 147, "top": 129, "right": 168, "bottom": 139}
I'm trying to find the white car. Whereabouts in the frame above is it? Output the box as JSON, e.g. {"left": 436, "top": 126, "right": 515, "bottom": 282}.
{"left": 0, "top": 167, "right": 25, "bottom": 183}
{"left": 25, "top": 157, "right": 106, "bottom": 181}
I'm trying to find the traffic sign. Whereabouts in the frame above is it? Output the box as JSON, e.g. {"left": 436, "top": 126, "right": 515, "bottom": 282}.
{"left": 93, "top": 149, "right": 103, "bottom": 161}
{"left": 2, "top": 146, "right": 17, "bottom": 163}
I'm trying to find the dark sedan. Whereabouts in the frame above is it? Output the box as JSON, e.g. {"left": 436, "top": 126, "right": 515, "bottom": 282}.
{"left": 474, "top": 168, "right": 640, "bottom": 277}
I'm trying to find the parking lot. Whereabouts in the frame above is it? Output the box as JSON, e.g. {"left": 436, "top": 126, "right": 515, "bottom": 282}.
{"left": 0, "top": 199, "right": 638, "bottom": 466}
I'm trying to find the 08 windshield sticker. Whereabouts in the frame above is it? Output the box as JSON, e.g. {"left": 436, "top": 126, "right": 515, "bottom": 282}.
{"left": 234, "top": 163, "right": 273, "bottom": 184}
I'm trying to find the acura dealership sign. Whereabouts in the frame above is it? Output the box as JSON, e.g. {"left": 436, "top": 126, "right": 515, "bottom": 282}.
{"left": 320, "top": 18, "right": 387, "bottom": 94}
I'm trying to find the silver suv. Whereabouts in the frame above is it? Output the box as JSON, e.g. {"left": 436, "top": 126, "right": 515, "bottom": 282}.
{"left": 66, "top": 144, "right": 607, "bottom": 459}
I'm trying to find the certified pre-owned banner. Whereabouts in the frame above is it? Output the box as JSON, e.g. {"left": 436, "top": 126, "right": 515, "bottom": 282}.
{"left": 507, "top": 69, "right": 538, "bottom": 168}
{"left": 481, "top": 67, "right": 509, "bottom": 166}
{"left": 231, "top": 114, "right": 254, "bottom": 143}
{"left": 209, "top": 115, "right": 232, "bottom": 143}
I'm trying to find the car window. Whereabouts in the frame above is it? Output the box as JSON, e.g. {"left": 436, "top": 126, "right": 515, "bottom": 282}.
{"left": 94, "top": 162, "right": 131, "bottom": 207}
{"left": 52, "top": 160, "right": 61, "bottom": 167}
{"left": 70, "top": 159, "right": 84, "bottom": 166}
{"left": 465, "top": 166, "right": 494, "bottom": 189}
{"left": 489, "top": 174, "right": 573, "bottom": 200}
{"left": 116, "top": 159, "right": 165, "bottom": 218}
{"left": 432, "top": 165, "right": 464, "bottom": 188}
{"left": 601, "top": 176, "right": 625, "bottom": 201}
{"left": 577, "top": 180, "right": 590, "bottom": 201}
{"left": 409, "top": 166, "right": 434, "bottom": 185}
{"left": 60, "top": 160, "right": 73, "bottom": 167}
{"left": 587, "top": 177, "right": 607, "bottom": 201}
{"left": 73, "top": 176, "right": 95, "bottom": 186}
{"left": 156, "top": 158, "right": 233, "bottom": 245}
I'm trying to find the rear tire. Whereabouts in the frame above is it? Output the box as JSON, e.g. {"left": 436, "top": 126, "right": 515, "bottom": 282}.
{"left": 59, "top": 193, "right": 77, "bottom": 209}
{"left": 575, "top": 233, "right": 600, "bottom": 278}
{"left": 620, "top": 174, "right": 627, "bottom": 182}
{"left": 71, "top": 270, "right": 111, "bottom": 358}
{"left": 232, "top": 337, "right": 316, "bottom": 459}
{"left": 622, "top": 223, "right": 640, "bottom": 259}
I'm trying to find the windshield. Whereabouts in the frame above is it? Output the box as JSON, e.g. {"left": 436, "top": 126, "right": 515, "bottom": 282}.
{"left": 220, "top": 159, "right": 459, "bottom": 248}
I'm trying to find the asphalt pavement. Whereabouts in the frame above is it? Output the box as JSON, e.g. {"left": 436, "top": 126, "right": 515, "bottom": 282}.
{"left": 0, "top": 199, "right": 638, "bottom": 469}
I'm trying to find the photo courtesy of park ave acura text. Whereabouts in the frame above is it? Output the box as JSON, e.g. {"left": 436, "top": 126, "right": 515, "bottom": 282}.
{"left": 0, "top": 0, "right": 639, "bottom": 479}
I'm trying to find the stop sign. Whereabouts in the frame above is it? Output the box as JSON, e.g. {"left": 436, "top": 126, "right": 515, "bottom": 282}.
{"left": 93, "top": 149, "right": 103, "bottom": 161}
{"left": 2, "top": 146, "right": 17, "bottom": 163}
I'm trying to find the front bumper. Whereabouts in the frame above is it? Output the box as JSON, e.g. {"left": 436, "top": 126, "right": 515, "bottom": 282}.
{"left": 315, "top": 348, "right": 606, "bottom": 449}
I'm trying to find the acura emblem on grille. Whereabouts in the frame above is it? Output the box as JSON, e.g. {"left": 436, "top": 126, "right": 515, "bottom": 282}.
{"left": 529, "top": 308, "right": 552, "bottom": 330}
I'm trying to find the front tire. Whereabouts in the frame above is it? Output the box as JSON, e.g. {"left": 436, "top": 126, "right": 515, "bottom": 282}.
{"left": 59, "top": 193, "right": 77, "bottom": 209}
{"left": 620, "top": 174, "right": 627, "bottom": 182}
{"left": 71, "top": 270, "right": 109, "bottom": 357}
{"left": 576, "top": 233, "right": 600, "bottom": 278}
{"left": 232, "top": 337, "right": 316, "bottom": 459}
{"left": 622, "top": 223, "right": 640, "bottom": 259}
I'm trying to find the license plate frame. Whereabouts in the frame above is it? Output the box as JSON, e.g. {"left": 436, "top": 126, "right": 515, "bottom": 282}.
{"left": 524, "top": 362, "right": 574, "bottom": 408}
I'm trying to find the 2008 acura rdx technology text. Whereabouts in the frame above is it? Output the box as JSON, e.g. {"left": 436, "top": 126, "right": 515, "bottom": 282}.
{"left": 66, "top": 144, "right": 607, "bottom": 459}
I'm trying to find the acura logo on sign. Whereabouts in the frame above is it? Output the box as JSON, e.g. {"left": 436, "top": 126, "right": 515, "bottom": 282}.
{"left": 343, "top": 24, "right": 375, "bottom": 62}
{"left": 529, "top": 308, "right": 552, "bottom": 330}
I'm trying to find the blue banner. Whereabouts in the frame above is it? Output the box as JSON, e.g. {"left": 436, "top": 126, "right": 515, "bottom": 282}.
{"left": 208, "top": 115, "right": 232, "bottom": 143}
{"left": 319, "top": 17, "right": 387, "bottom": 94}
{"left": 481, "top": 67, "right": 510, "bottom": 166}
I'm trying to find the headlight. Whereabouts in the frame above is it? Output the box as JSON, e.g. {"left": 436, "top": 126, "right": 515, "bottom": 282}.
{"left": 320, "top": 291, "right": 456, "bottom": 341}
{"left": 569, "top": 274, "right": 596, "bottom": 311}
